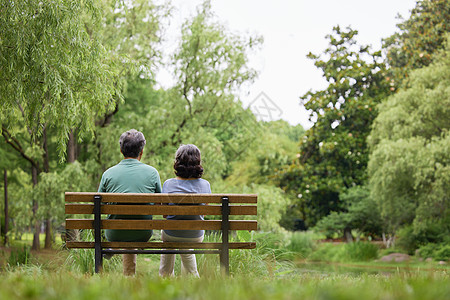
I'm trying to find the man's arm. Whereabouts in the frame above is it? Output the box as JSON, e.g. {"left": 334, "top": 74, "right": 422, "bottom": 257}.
{"left": 98, "top": 173, "right": 107, "bottom": 193}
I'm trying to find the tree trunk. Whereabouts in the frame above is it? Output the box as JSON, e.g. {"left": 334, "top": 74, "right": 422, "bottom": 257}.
{"left": 67, "top": 129, "right": 77, "bottom": 163}
{"left": 31, "top": 165, "right": 40, "bottom": 251}
{"left": 3, "top": 169, "right": 8, "bottom": 246}
{"left": 44, "top": 219, "right": 52, "bottom": 249}
{"left": 344, "top": 227, "right": 353, "bottom": 243}
{"left": 65, "top": 129, "right": 79, "bottom": 243}
{"left": 42, "top": 127, "right": 53, "bottom": 249}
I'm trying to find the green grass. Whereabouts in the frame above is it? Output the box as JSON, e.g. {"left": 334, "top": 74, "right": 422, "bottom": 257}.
{"left": 9, "top": 233, "right": 64, "bottom": 250}
{"left": 0, "top": 268, "right": 448, "bottom": 300}
{"left": 1, "top": 231, "right": 449, "bottom": 299}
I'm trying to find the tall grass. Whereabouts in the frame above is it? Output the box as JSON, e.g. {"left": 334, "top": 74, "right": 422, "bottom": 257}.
{"left": 0, "top": 269, "right": 448, "bottom": 300}
{"left": 309, "top": 242, "right": 379, "bottom": 262}
{"left": 1, "top": 231, "right": 449, "bottom": 299}
{"left": 7, "top": 246, "right": 31, "bottom": 267}
{"left": 64, "top": 230, "right": 121, "bottom": 274}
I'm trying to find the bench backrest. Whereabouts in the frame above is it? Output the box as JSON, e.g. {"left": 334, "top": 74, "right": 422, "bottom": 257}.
{"left": 65, "top": 192, "right": 257, "bottom": 232}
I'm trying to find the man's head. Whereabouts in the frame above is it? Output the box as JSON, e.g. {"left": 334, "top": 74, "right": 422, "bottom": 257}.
{"left": 119, "top": 129, "right": 146, "bottom": 159}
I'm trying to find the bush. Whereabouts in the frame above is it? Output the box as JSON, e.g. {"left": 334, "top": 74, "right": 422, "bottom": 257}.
{"left": 396, "top": 223, "right": 446, "bottom": 254}
{"left": 8, "top": 246, "right": 31, "bottom": 266}
{"left": 344, "top": 242, "right": 379, "bottom": 262}
{"left": 418, "top": 243, "right": 450, "bottom": 261}
{"left": 308, "top": 242, "right": 379, "bottom": 262}
{"left": 308, "top": 243, "right": 342, "bottom": 262}
{"left": 286, "top": 231, "right": 316, "bottom": 259}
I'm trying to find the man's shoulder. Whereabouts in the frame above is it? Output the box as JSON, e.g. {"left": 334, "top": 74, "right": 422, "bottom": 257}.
{"left": 102, "top": 163, "right": 121, "bottom": 175}
{"left": 139, "top": 163, "right": 159, "bottom": 173}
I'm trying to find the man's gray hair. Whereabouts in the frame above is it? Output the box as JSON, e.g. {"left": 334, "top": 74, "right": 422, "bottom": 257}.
{"left": 119, "top": 129, "right": 146, "bottom": 158}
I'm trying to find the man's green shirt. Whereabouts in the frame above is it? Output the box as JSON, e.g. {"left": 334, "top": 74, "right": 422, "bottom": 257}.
{"left": 98, "top": 159, "right": 161, "bottom": 242}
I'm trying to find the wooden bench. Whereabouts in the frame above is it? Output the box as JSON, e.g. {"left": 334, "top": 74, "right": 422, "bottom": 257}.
{"left": 65, "top": 192, "right": 257, "bottom": 274}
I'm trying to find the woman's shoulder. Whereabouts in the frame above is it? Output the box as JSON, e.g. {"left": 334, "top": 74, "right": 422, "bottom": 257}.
{"left": 163, "top": 178, "right": 177, "bottom": 186}
{"left": 197, "top": 178, "right": 210, "bottom": 186}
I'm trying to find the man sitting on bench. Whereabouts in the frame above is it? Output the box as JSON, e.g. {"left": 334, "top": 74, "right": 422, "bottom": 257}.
{"left": 98, "top": 129, "right": 162, "bottom": 276}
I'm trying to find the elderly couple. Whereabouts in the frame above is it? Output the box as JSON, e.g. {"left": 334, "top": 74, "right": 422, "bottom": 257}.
{"left": 98, "top": 129, "right": 210, "bottom": 277}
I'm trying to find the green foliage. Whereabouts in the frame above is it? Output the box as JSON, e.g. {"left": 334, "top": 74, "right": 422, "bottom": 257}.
{"left": 0, "top": 0, "right": 120, "bottom": 155}
{"left": 86, "top": 1, "right": 264, "bottom": 184}
{"left": 368, "top": 39, "right": 450, "bottom": 236}
{"left": 0, "top": 0, "right": 272, "bottom": 243}
{"left": 309, "top": 242, "right": 379, "bottom": 262}
{"left": 384, "top": 0, "right": 450, "bottom": 85}
{"left": 285, "top": 231, "right": 317, "bottom": 259}
{"left": 279, "top": 26, "right": 391, "bottom": 227}
{"left": 343, "top": 242, "right": 379, "bottom": 262}
{"left": 7, "top": 246, "right": 31, "bottom": 266}
{"left": 397, "top": 223, "right": 450, "bottom": 255}
{"left": 314, "top": 186, "right": 382, "bottom": 239}
{"left": 215, "top": 183, "right": 289, "bottom": 233}
{"left": 418, "top": 243, "right": 450, "bottom": 261}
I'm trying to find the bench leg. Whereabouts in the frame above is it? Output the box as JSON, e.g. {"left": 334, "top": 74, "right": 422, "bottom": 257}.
{"left": 220, "top": 249, "right": 229, "bottom": 274}
{"left": 94, "top": 195, "right": 103, "bottom": 273}
{"left": 221, "top": 196, "right": 230, "bottom": 275}
{"left": 95, "top": 245, "right": 103, "bottom": 273}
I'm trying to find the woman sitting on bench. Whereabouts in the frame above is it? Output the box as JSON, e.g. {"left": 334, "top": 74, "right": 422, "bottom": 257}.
{"left": 159, "top": 144, "right": 211, "bottom": 277}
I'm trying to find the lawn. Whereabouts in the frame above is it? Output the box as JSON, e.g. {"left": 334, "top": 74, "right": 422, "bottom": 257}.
{"left": 0, "top": 232, "right": 449, "bottom": 300}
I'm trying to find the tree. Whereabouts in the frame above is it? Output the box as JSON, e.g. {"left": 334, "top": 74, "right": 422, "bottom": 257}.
{"left": 85, "top": 0, "right": 263, "bottom": 182}
{"left": 368, "top": 38, "right": 450, "bottom": 242}
{"left": 279, "top": 26, "right": 391, "bottom": 227}
{"left": 383, "top": 0, "right": 450, "bottom": 87}
{"left": 314, "top": 186, "right": 382, "bottom": 241}
{"left": 0, "top": 0, "right": 120, "bottom": 249}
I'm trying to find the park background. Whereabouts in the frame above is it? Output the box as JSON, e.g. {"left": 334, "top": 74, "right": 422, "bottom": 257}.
{"left": 0, "top": 0, "right": 449, "bottom": 299}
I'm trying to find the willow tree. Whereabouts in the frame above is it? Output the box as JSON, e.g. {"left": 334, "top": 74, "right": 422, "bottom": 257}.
{"left": 368, "top": 39, "right": 450, "bottom": 245}
{"left": 0, "top": 0, "right": 119, "bottom": 249}
{"left": 86, "top": 0, "right": 263, "bottom": 182}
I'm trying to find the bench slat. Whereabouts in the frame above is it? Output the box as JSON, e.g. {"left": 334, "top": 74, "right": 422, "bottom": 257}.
{"left": 65, "top": 204, "right": 257, "bottom": 216}
{"left": 66, "top": 241, "right": 256, "bottom": 249}
{"left": 65, "top": 192, "right": 257, "bottom": 203}
{"left": 66, "top": 219, "right": 258, "bottom": 231}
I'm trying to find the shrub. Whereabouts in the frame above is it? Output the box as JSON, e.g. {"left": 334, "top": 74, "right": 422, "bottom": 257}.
{"left": 8, "top": 246, "right": 31, "bottom": 266}
{"left": 344, "top": 242, "right": 379, "bottom": 262}
{"left": 308, "top": 243, "right": 342, "bottom": 262}
{"left": 418, "top": 243, "right": 450, "bottom": 261}
{"left": 396, "top": 223, "right": 445, "bottom": 254}
{"left": 286, "top": 231, "right": 316, "bottom": 259}
{"left": 308, "top": 242, "right": 379, "bottom": 262}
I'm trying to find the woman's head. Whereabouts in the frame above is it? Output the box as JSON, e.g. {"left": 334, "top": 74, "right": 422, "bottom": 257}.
{"left": 174, "top": 144, "right": 204, "bottom": 178}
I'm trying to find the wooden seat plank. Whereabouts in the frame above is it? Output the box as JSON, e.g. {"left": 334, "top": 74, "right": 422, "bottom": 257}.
{"left": 65, "top": 204, "right": 257, "bottom": 215}
{"left": 66, "top": 241, "right": 256, "bottom": 250}
{"left": 65, "top": 192, "right": 257, "bottom": 204}
{"left": 66, "top": 219, "right": 258, "bottom": 231}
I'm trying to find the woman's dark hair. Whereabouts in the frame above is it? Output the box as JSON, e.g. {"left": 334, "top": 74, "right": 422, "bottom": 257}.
{"left": 174, "top": 144, "right": 204, "bottom": 179}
